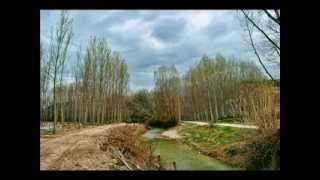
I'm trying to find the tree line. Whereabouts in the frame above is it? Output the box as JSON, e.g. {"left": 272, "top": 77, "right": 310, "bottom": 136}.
{"left": 133, "top": 55, "right": 279, "bottom": 131}
{"left": 41, "top": 12, "right": 129, "bottom": 133}
{"left": 182, "top": 55, "right": 265, "bottom": 123}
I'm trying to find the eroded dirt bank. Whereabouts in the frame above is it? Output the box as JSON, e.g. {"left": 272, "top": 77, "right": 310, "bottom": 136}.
{"left": 40, "top": 123, "right": 141, "bottom": 170}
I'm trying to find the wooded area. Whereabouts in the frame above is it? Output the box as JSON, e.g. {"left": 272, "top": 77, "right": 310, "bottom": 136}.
{"left": 41, "top": 12, "right": 129, "bottom": 133}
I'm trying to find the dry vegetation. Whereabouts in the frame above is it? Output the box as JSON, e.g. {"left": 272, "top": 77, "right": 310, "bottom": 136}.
{"left": 206, "top": 129, "right": 280, "bottom": 170}
{"left": 237, "top": 81, "right": 280, "bottom": 132}
{"left": 40, "top": 124, "right": 162, "bottom": 170}
{"left": 98, "top": 124, "right": 162, "bottom": 170}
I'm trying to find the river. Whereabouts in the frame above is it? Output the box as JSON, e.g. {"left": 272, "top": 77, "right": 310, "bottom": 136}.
{"left": 143, "top": 128, "right": 236, "bottom": 170}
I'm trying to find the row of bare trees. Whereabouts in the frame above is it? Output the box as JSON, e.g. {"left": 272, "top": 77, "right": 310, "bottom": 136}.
{"left": 148, "top": 54, "right": 279, "bottom": 131}
{"left": 182, "top": 55, "right": 265, "bottom": 123}
{"left": 65, "top": 38, "right": 129, "bottom": 126}
{"left": 40, "top": 11, "right": 73, "bottom": 133}
{"left": 40, "top": 11, "right": 129, "bottom": 133}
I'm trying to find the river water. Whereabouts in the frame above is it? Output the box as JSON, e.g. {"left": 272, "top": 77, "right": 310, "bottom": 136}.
{"left": 143, "top": 128, "right": 235, "bottom": 170}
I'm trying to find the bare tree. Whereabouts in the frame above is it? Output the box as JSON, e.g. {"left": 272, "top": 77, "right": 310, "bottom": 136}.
{"left": 182, "top": 54, "right": 265, "bottom": 123}
{"left": 243, "top": 14, "right": 275, "bottom": 80}
{"left": 48, "top": 11, "right": 73, "bottom": 134}
{"left": 62, "top": 37, "right": 130, "bottom": 126}
{"left": 241, "top": 10, "right": 280, "bottom": 51}
{"left": 238, "top": 10, "right": 280, "bottom": 80}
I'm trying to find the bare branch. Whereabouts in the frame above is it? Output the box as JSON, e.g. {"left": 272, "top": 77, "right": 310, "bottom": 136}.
{"left": 264, "top": 10, "right": 280, "bottom": 25}
{"left": 241, "top": 10, "right": 280, "bottom": 51}
{"left": 274, "top": 9, "right": 280, "bottom": 21}
{"left": 244, "top": 14, "right": 275, "bottom": 80}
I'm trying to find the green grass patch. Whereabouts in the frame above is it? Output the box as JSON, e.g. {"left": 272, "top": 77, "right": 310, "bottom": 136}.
{"left": 179, "top": 123, "right": 279, "bottom": 170}
{"left": 180, "top": 123, "right": 257, "bottom": 147}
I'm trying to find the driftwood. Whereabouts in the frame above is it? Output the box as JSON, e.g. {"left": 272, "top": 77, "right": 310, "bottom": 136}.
{"left": 109, "top": 146, "right": 133, "bottom": 170}
{"left": 129, "top": 159, "right": 143, "bottom": 170}
{"left": 109, "top": 146, "right": 145, "bottom": 170}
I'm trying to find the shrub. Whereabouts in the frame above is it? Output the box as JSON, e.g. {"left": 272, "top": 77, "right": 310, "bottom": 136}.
{"left": 127, "top": 89, "right": 154, "bottom": 124}
{"left": 245, "top": 129, "right": 280, "bottom": 170}
{"left": 237, "top": 81, "right": 279, "bottom": 133}
{"left": 147, "top": 117, "right": 178, "bottom": 129}
{"left": 98, "top": 124, "right": 162, "bottom": 170}
{"left": 206, "top": 129, "right": 280, "bottom": 170}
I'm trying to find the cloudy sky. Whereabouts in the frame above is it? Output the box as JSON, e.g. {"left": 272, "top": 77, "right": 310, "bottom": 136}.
{"left": 41, "top": 10, "right": 279, "bottom": 92}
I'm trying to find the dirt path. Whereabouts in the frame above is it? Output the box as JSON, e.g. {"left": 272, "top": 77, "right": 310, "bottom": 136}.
{"left": 40, "top": 123, "right": 129, "bottom": 170}
{"left": 183, "top": 121, "right": 258, "bottom": 129}
{"left": 214, "top": 123, "right": 258, "bottom": 129}
{"left": 183, "top": 121, "right": 209, "bottom": 126}
{"left": 160, "top": 126, "right": 182, "bottom": 139}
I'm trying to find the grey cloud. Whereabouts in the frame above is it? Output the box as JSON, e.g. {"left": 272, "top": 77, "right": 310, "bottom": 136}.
{"left": 41, "top": 10, "right": 279, "bottom": 92}
{"left": 151, "top": 17, "right": 186, "bottom": 42}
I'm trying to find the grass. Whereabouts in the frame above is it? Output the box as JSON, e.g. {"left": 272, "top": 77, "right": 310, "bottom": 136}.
{"left": 152, "top": 139, "right": 235, "bottom": 170}
{"left": 180, "top": 123, "right": 257, "bottom": 147}
{"left": 179, "top": 123, "right": 253, "bottom": 168}
{"left": 179, "top": 123, "right": 279, "bottom": 170}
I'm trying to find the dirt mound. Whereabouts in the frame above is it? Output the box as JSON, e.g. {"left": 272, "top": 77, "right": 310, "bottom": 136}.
{"left": 40, "top": 123, "right": 145, "bottom": 170}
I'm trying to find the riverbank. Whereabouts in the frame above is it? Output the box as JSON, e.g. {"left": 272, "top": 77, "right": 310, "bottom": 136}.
{"left": 40, "top": 121, "right": 278, "bottom": 170}
{"left": 40, "top": 123, "right": 160, "bottom": 170}
{"left": 175, "top": 122, "right": 279, "bottom": 170}
{"left": 143, "top": 121, "right": 279, "bottom": 170}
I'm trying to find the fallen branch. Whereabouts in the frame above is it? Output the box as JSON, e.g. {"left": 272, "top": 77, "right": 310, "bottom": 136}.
{"left": 109, "top": 146, "right": 133, "bottom": 170}
{"left": 128, "top": 159, "right": 143, "bottom": 170}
